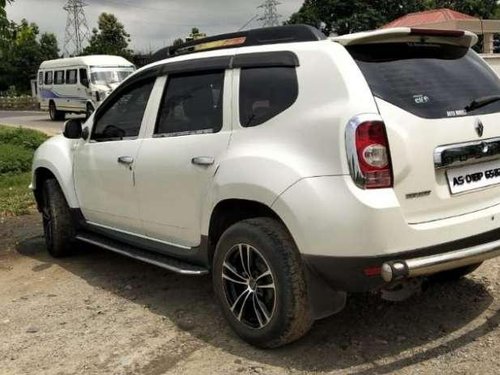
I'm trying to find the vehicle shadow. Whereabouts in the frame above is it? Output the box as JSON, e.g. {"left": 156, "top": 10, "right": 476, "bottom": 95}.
{"left": 17, "top": 236, "right": 498, "bottom": 374}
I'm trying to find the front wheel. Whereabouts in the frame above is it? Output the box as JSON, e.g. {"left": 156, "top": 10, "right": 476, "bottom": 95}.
{"left": 213, "top": 218, "right": 312, "bottom": 348}
{"left": 41, "top": 179, "right": 76, "bottom": 257}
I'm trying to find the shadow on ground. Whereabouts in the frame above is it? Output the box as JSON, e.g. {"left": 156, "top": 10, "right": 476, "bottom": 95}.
{"left": 17, "top": 236, "right": 498, "bottom": 374}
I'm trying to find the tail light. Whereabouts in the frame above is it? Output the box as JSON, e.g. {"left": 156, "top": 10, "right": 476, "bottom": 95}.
{"left": 346, "top": 115, "right": 393, "bottom": 189}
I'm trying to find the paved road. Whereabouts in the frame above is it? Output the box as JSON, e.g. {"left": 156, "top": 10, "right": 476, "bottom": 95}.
{"left": 0, "top": 111, "right": 84, "bottom": 136}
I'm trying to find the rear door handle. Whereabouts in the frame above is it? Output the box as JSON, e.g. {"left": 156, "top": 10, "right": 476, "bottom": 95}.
{"left": 192, "top": 156, "right": 215, "bottom": 166}
{"left": 118, "top": 156, "right": 134, "bottom": 165}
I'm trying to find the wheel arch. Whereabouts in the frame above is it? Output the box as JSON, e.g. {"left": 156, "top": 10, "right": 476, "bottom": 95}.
{"left": 31, "top": 137, "right": 80, "bottom": 210}
{"left": 206, "top": 199, "right": 290, "bottom": 264}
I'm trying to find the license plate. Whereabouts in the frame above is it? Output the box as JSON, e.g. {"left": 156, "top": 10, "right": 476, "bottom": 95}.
{"left": 447, "top": 159, "right": 500, "bottom": 195}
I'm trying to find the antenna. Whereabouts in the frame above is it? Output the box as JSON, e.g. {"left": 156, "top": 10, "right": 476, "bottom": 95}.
{"left": 258, "top": 0, "right": 281, "bottom": 28}
{"left": 63, "top": 0, "right": 91, "bottom": 56}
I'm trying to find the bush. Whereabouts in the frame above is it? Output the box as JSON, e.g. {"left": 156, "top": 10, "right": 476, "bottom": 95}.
{"left": 0, "top": 144, "right": 34, "bottom": 174}
{"left": 0, "top": 126, "right": 48, "bottom": 151}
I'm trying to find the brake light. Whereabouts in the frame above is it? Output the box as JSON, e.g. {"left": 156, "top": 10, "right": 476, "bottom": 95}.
{"left": 410, "top": 28, "right": 465, "bottom": 38}
{"left": 346, "top": 117, "right": 393, "bottom": 189}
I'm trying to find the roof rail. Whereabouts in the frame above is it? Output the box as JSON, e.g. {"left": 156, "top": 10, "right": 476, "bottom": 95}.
{"left": 166, "top": 24, "right": 326, "bottom": 58}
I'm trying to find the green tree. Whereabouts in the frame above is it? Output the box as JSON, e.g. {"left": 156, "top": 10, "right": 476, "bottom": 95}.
{"left": 39, "top": 32, "right": 59, "bottom": 61}
{"left": 172, "top": 38, "right": 184, "bottom": 47}
{"left": 187, "top": 27, "right": 206, "bottom": 41}
{"left": 0, "top": 0, "right": 13, "bottom": 50}
{"left": 431, "top": 0, "right": 498, "bottom": 19}
{"left": 0, "top": 1, "right": 11, "bottom": 31}
{"left": 0, "top": 15, "right": 59, "bottom": 93}
{"left": 287, "top": 0, "right": 498, "bottom": 36}
{"left": 83, "top": 13, "right": 133, "bottom": 59}
{"left": 9, "top": 19, "right": 42, "bottom": 92}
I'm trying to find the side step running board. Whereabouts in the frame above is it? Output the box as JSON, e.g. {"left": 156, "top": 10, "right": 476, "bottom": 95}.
{"left": 75, "top": 233, "right": 209, "bottom": 276}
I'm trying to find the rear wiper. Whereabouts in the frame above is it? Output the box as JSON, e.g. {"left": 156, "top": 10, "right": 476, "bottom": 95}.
{"left": 465, "top": 95, "right": 500, "bottom": 113}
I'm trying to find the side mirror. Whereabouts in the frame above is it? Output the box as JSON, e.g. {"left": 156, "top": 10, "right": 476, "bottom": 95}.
{"left": 81, "top": 78, "right": 89, "bottom": 88}
{"left": 63, "top": 119, "right": 83, "bottom": 139}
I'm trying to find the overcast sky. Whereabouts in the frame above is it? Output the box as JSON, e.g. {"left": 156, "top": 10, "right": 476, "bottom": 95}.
{"left": 6, "top": 0, "right": 304, "bottom": 53}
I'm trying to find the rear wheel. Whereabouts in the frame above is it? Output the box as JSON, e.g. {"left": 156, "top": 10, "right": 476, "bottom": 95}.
{"left": 41, "top": 179, "right": 76, "bottom": 257}
{"left": 49, "top": 102, "right": 65, "bottom": 121}
{"left": 431, "top": 263, "right": 482, "bottom": 282}
{"left": 213, "top": 218, "right": 312, "bottom": 348}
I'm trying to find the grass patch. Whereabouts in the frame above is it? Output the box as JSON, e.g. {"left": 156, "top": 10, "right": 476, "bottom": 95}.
{"left": 0, "top": 126, "right": 49, "bottom": 217}
{"left": 0, "top": 173, "right": 33, "bottom": 216}
{"left": 0, "top": 126, "right": 48, "bottom": 151}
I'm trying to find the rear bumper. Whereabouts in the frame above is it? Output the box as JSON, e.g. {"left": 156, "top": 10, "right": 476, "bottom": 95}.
{"left": 382, "top": 239, "right": 500, "bottom": 282}
{"left": 304, "top": 226, "right": 500, "bottom": 292}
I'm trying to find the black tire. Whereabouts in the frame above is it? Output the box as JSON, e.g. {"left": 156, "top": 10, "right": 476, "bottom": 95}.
{"left": 49, "top": 102, "right": 65, "bottom": 121}
{"left": 431, "top": 263, "right": 482, "bottom": 282}
{"left": 41, "top": 179, "right": 76, "bottom": 258}
{"left": 213, "top": 218, "right": 312, "bottom": 348}
{"left": 86, "top": 103, "right": 95, "bottom": 119}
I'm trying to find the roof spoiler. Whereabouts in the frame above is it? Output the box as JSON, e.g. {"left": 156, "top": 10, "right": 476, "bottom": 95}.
{"left": 332, "top": 27, "right": 478, "bottom": 48}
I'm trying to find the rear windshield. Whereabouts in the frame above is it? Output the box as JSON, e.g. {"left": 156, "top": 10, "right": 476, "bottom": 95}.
{"left": 348, "top": 43, "right": 500, "bottom": 119}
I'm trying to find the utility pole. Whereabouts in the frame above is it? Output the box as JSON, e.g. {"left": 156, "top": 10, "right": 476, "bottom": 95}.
{"left": 63, "top": 0, "right": 91, "bottom": 56}
{"left": 258, "top": 0, "right": 281, "bottom": 28}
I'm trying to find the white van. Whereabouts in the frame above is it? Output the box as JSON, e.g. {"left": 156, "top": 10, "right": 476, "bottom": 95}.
{"left": 37, "top": 55, "right": 135, "bottom": 121}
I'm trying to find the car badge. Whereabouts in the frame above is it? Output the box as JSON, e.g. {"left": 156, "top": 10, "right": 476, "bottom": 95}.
{"left": 475, "top": 119, "right": 484, "bottom": 138}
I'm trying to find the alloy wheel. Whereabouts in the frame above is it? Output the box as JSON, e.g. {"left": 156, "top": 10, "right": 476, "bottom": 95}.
{"left": 221, "top": 243, "right": 276, "bottom": 329}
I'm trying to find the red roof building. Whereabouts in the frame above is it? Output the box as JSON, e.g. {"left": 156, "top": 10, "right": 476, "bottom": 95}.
{"left": 382, "top": 8, "right": 500, "bottom": 53}
{"left": 383, "top": 8, "right": 476, "bottom": 29}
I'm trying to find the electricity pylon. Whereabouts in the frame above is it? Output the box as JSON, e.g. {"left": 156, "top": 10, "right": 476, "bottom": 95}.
{"left": 63, "top": 0, "right": 91, "bottom": 56}
{"left": 258, "top": 0, "right": 281, "bottom": 27}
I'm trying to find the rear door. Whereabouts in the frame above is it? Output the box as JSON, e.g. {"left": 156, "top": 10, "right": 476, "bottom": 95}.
{"left": 348, "top": 42, "right": 500, "bottom": 224}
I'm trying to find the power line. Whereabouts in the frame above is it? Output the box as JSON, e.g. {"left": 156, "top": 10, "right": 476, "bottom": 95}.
{"left": 239, "top": 14, "right": 259, "bottom": 31}
{"left": 63, "top": 0, "right": 91, "bottom": 56}
{"left": 258, "top": 0, "right": 281, "bottom": 27}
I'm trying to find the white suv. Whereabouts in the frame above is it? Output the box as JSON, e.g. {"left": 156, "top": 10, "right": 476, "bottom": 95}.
{"left": 31, "top": 25, "right": 500, "bottom": 348}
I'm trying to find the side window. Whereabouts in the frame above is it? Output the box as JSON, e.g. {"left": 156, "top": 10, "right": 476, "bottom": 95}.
{"left": 155, "top": 71, "right": 224, "bottom": 136}
{"left": 66, "top": 69, "right": 77, "bottom": 84}
{"left": 92, "top": 79, "right": 155, "bottom": 142}
{"left": 54, "top": 70, "right": 65, "bottom": 85}
{"left": 79, "top": 68, "right": 88, "bottom": 84}
{"left": 44, "top": 71, "right": 53, "bottom": 85}
{"left": 38, "top": 72, "right": 44, "bottom": 86}
{"left": 239, "top": 67, "right": 298, "bottom": 127}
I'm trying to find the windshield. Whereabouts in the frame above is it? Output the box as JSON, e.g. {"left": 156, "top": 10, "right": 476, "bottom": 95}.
{"left": 90, "top": 66, "right": 135, "bottom": 86}
{"left": 348, "top": 43, "right": 500, "bottom": 119}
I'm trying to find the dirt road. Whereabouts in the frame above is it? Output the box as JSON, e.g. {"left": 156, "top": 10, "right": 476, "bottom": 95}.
{"left": 1, "top": 213, "right": 500, "bottom": 374}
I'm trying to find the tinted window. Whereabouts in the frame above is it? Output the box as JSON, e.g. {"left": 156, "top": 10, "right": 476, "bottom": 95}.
{"left": 348, "top": 43, "right": 500, "bottom": 119}
{"left": 239, "top": 67, "right": 298, "bottom": 127}
{"left": 79, "top": 68, "right": 88, "bottom": 84}
{"left": 92, "top": 79, "right": 155, "bottom": 142}
{"left": 155, "top": 71, "right": 224, "bottom": 136}
{"left": 44, "top": 71, "right": 53, "bottom": 85}
{"left": 38, "top": 72, "right": 43, "bottom": 86}
{"left": 54, "top": 70, "right": 65, "bottom": 85}
{"left": 66, "top": 69, "right": 77, "bottom": 84}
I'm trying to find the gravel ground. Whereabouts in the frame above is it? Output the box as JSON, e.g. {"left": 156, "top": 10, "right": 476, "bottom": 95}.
{"left": 1, "top": 213, "right": 500, "bottom": 375}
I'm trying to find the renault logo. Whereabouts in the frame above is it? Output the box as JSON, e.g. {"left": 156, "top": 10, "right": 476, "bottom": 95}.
{"left": 475, "top": 119, "right": 484, "bottom": 138}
